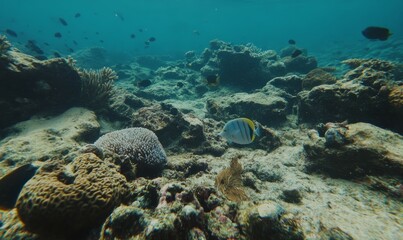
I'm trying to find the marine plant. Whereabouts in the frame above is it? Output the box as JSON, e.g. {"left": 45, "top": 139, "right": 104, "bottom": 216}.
{"left": 0, "top": 35, "right": 11, "bottom": 56}
{"left": 215, "top": 156, "right": 248, "bottom": 202}
{"left": 79, "top": 67, "right": 118, "bottom": 109}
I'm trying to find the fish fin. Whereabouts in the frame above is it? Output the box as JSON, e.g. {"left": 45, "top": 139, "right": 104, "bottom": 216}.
{"left": 254, "top": 121, "right": 262, "bottom": 137}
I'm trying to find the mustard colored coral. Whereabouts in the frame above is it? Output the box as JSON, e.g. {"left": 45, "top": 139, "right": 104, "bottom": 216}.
{"left": 16, "top": 153, "right": 129, "bottom": 236}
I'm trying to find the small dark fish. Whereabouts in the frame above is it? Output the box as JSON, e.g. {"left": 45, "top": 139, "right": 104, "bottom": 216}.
{"left": 34, "top": 55, "right": 48, "bottom": 61}
{"left": 74, "top": 13, "right": 81, "bottom": 18}
{"left": 66, "top": 46, "right": 74, "bottom": 52}
{"left": 53, "top": 51, "right": 62, "bottom": 57}
{"left": 73, "top": 40, "right": 78, "bottom": 45}
{"left": 84, "top": 36, "right": 88, "bottom": 40}
{"left": 130, "top": 33, "right": 136, "bottom": 39}
{"left": 54, "top": 32, "right": 62, "bottom": 38}
{"left": 149, "top": 37, "right": 156, "bottom": 42}
{"left": 43, "top": 42, "right": 50, "bottom": 46}
{"left": 95, "top": 31, "right": 99, "bottom": 35}
{"left": 291, "top": 49, "right": 303, "bottom": 58}
{"left": 100, "top": 40, "right": 104, "bottom": 43}
{"left": 138, "top": 28, "right": 144, "bottom": 33}
{"left": 25, "top": 40, "right": 44, "bottom": 54}
{"left": 288, "top": 39, "right": 296, "bottom": 45}
{"left": 205, "top": 74, "right": 220, "bottom": 86}
{"left": 59, "top": 17, "right": 68, "bottom": 26}
{"left": 362, "top": 26, "right": 391, "bottom": 41}
{"left": 176, "top": 82, "right": 184, "bottom": 88}
{"left": 136, "top": 79, "right": 152, "bottom": 88}
{"left": 193, "top": 30, "right": 200, "bottom": 36}
{"left": 0, "top": 163, "right": 39, "bottom": 210}
{"left": 5, "top": 29, "right": 18, "bottom": 37}
{"left": 144, "top": 41, "right": 150, "bottom": 45}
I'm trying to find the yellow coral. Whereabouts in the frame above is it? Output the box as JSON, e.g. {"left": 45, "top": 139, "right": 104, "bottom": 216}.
{"left": 388, "top": 85, "right": 403, "bottom": 111}
{"left": 16, "top": 153, "right": 129, "bottom": 236}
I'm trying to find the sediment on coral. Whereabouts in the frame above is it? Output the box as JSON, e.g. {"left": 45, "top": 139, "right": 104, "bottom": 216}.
{"left": 78, "top": 67, "right": 118, "bottom": 110}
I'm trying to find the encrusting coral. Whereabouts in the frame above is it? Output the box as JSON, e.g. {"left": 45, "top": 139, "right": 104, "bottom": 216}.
{"left": 94, "top": 127, "right": 167, "bottom": 177}
{"left": 215, "top": 156, "right": 248, "bottom": 202}
{"left": 79, "top": 67, "right": 118, "bottom": 109}
{"left": 15, "top": 153, "right": 130, "bottom": 237}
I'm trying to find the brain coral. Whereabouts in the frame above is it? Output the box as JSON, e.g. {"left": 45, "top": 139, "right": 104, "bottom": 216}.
{"left": 94, "top": 127, "right": 167, "bottom": 176}
{"left": 16, "top": 153, "right": 129, "bottom": 236}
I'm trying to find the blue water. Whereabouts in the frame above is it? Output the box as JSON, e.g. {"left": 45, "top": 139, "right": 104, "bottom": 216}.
{"left": 1, "top": 0, "right": 402, "bottom": 60}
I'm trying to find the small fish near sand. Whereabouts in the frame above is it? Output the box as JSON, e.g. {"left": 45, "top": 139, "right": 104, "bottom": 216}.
{"left": 74, "top": 13, "right": 81, "bottom": 18}
{"left": 362, "top": 26, "right": 392, "bottom": 41}
{"left": 54, "top": 32, "right": 62, "bottom": 38}
{"left": 219, "top": 118, "right": 262, "bottom": 145}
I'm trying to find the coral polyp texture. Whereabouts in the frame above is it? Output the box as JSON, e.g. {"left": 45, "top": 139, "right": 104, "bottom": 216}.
{"left": 94, "top": 127, "right": 167, "bottom": 176}
{"left": 79, "top": 67, "right": 118, "bottom": 109}
{"left": 15, "top": 153, "right": 129, "bottom": 237}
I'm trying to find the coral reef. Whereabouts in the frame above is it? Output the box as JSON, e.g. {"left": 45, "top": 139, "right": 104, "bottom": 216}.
{"left": 215, "top": 157, "right": 248, "bottom": 202}
{"left": 206, "top": 92, "right": 288, "bottom": 127}
{"left": 15, "top": 153, "right": 130, "bottom": 237}
{"left": 302, "top": 68, "right": 337, "bottom": 90}
{"left": 186, "top": 39, "right": 318, "bottom": 90}
{"left": 79, "top": 67, "right": 118, "bottom": 110}
{"left": 1, "top": 39, "right": 402, "bottom": 240}
{"left": 298, "top": 59, "right": 403, "bottom": 133}
{"left": 94, "top": 127, "right": 167, "bottom": 177}
{"left": 0, "top": 46, "right": 81, "bottom": 129}
{"left": 238, "top": 201, "right": 304, "bottom": 240}
{"left": 304, "top": 122, "right": 403, "bottom": 178}
{"left": 131, "top": 103, "right": 227, "bottom": 156}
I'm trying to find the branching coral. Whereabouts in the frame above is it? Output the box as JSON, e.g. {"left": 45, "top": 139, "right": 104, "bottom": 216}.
{"left": 79, "top": 67, "right": 118, "bottom": 109}
{"left": 215, "top": 156, "right": 248, "bottom": 202}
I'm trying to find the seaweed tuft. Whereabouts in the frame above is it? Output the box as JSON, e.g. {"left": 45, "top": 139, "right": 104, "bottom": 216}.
{"left": 215, "top": 156, "right": 248, "bottom": 202}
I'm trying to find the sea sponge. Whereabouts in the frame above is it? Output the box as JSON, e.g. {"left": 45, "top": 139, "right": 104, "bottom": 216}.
{"left": 94, "top": 127, "right": 167, "bottom": 176}
{"left": 16, "top": 153, "right": 129, "bottom": 236}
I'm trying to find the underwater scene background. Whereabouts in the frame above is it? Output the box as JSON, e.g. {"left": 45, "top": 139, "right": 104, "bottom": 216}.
{"left": 0, "top": 0, "right": 402, "bottom": 240}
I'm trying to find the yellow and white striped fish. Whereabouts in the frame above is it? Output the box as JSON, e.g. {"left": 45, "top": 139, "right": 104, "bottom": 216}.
{"left": 219, "top": 118, "right": 261, "bottom": 145}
